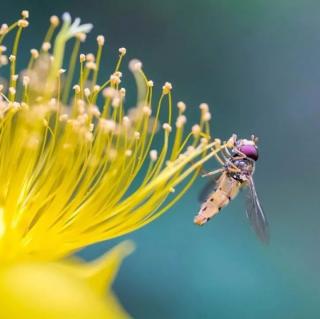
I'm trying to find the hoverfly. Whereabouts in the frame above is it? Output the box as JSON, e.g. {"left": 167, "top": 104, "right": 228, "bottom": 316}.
{"left": 194, "top": 135, "right": 269, "bottom": 243}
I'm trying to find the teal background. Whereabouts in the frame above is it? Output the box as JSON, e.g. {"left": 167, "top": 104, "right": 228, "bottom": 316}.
{"left": 1, "top": 1, "right": 320, "bottom": 318}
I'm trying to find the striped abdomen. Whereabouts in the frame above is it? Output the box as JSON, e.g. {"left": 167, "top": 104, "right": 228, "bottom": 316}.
{"left": 194, "top": 173, "right": 242, "bottom": 225}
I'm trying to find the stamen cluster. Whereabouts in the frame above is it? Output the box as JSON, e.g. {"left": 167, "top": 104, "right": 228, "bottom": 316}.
{"left": 0, "top": 11, "right": 224, "bottom": 261}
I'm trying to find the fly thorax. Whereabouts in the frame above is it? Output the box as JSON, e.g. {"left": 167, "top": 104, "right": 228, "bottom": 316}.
{"left": 228, "top": 158, "right": 254, "bottom": 182}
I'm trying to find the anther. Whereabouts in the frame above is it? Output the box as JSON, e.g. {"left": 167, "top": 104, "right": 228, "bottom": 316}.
{"left": 84, "top": 88, "right": 91, "bottom": 97}
{"left": 76, "top": 32, "right": 87, "bottom": 42}
{"left": 192, "top": 124, "right": 201, "bottom": 136}
{"left": 122, "top": 116, "right": 130, "bottom": 127}
{"left": 162, "top": 82, "right": 172, "bottom": 95}
{"left": 86, "top": 61, "right": 96, "bottom": 70}
{"left": 97, "top": 35, "right": 105, "bottom": 46}
{"left": 79, "top": 54, "right": 86, "bottom": 62}
{"left": 110, "top": 74, "right": 121, "bottom": 85}
{"left": 18, "top": 19, "right": 29, "bottom": 28}
{"left": 199, "top": 103, "right": 209, "bottom": 112}
{"left": 119, "top": 88, "right": 126, "bottom": 97}
{"left": 42, "top": 42, "right": 51, "bottom": 52}
{"left": 177, "top": 101, "right": 186, "bottom": 112}
{"left": 59, "top": 114, "right": 69, "bottom": 122}
{"left": 162, "top": 123, "right": 172, "bottom": 132}
{"left": 129, "top": 59, "right": 142, "bottom": 72}
{"left": 30, "top": 49, "right": 39, "bottom": 59}
{"left": 112, "top": 97, "right": 121, "bottom": 108}
{"left": 9, "top": 55, "right": 16, "bottom": 62}
{"left": 150, "top": 150, "right": 158, "bottom": 161}
{"left": 73, "top": 85, "right": 81, "bottom": 94}
{"left": 119, "top": 47, "right": 127, "bottom": 55}
{"left": 103, "top": 87, "right": 116, "bottom": 98}
{"left": 125, "top": 149, "right": 133, "bottom": 157}
{"left": 134, "top": 131, "right": 140, "bottom": 139}
{"left": 202, "top": 111, "right": 211, "bottom": 121}
{"left": 21, "top": 10, "right": 29, "bottom": 19}
{"left": 50, "top": 15, "right": 60, "bottom": 26}
{"left": 86, "top": 53, "right": 95, "bottom": 62}
{"left": 11, "top": 74, "right": 18, "bottom": 82}
{"left": 100, "top": 119, "right": 116, "bottom": 132}
{"left": 0, "top": 24, "right": 8, "bottom": 35}
{"left": 176, "top": 115, "right": 187, "bottom": 128}
{"left": 142, "top": 106, "right": 152, "bottom": 116}
{"left": 0, "top": 56, "right": 8, "bottom": 65}
{"left": 9, "top": 87, "right": 16, "bottom": 95}
{"left": 93, "top": 85, "right": 100, "bottom": 92}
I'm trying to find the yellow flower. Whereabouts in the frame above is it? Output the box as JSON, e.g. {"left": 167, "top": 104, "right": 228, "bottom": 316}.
{"left": 0, "top": 10, "right": 227, "bottom": 318}
{"left": 0, "top": 11, "right": 224, "bottom": 262}
{"left": 0, "top": 241, "right": 134, "bottom": 319}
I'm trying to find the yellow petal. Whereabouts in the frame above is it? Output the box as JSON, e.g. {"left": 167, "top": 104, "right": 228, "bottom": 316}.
{"left": 62, "top": 240, "right": 135, "bottom": 294}
{"left": 0, "top": 263, "right": 123, "bottom": 318}
{"left": 0, "top": 241, "right": 134, "bottom": 319}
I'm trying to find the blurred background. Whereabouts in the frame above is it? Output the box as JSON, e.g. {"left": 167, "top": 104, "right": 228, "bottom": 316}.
{"left": 2, "top": 0, "right": 320, "bottom": 318}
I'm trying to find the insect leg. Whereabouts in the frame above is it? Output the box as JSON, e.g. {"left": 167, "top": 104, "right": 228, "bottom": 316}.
{"left": 220, "top": 148, "right": 231, "bottom": 161}
{"left": 188, "top": 159, "right": 211, "bottom": 176}
{"left": 233, "top": 149, "right": 248, "bottom": 158}
{"left": 227, "top": 167, "right": 241, "bottom": 174}
{"left": 223, "top": 147, "right": 232, "bottom": 156}
{"left": 212, "top": 147, "right": 241, "bottom": 172}
{"left": 210, "top": 148, "right": 226, "bottom": 166}
{"left": 201, "top": 168, "right": 224, "bottom": 177}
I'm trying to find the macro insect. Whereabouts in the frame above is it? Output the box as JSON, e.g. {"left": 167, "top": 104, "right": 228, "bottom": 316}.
{"left": 194, "top": 135, "right": 269, "bottom": 243}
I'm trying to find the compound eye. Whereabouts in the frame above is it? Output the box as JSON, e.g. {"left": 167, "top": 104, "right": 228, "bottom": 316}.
{"left": 239, "top": 145, "right": 259, "bottom": 161}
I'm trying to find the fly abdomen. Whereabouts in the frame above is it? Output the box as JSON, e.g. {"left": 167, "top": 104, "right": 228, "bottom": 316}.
{"left": 194, "top": 173, "right": 241, "bottom": 225}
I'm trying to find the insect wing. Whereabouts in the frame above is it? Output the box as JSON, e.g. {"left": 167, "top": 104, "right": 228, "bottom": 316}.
{"left": 198, "top": 174, "right": 221, "bottom": 203}
{"left": 245, "top": 176, "right": 269, "bottom": 243}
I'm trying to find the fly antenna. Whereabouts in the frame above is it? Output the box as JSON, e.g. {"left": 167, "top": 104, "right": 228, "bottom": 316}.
{"left": 251, "top": 134, "right": 259, "bottom": 144}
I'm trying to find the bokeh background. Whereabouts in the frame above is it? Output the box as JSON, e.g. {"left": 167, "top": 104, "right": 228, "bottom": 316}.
{"left": 2, "top": 0, "right": 320, "bottom": 318}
